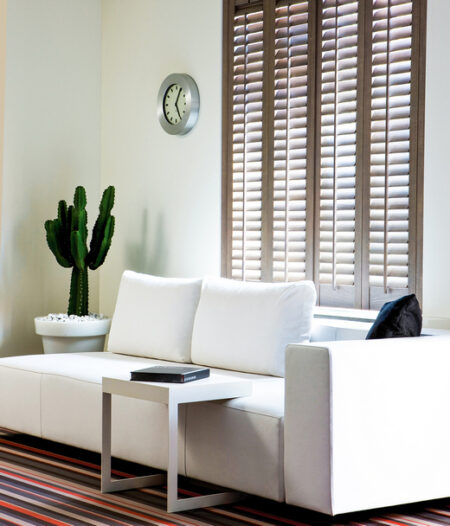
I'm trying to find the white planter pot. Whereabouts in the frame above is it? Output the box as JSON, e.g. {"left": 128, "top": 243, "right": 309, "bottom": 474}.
{"left": 35, "top": 316, "right": 111, "bottom": 354}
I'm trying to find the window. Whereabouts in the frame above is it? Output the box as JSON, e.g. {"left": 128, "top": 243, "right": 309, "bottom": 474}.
{"left": 222, "top": 0, "right": 425, "bottom": 309}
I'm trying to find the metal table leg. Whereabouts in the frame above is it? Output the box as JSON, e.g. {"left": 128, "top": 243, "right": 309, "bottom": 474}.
{"left": 101, "top": 392, "right": 165, "bottom": 493}
{"left": 101, "top": 392, "right": 244, "bottom": 512}
{"left": 166, "top": 401, "right": 244, "bottom": 513}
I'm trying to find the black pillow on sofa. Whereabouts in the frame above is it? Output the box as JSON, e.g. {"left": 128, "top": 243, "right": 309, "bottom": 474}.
{"left": 366, "top": 294, "right": 422, "bottom": 340}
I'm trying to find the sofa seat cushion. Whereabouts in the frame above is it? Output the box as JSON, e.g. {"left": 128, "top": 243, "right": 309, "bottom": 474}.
{"left": 108, "top": 271, "right": 202, "bottom": 362}
{"left": 191, "top": 276, "right": 316, "bottom": 377}
{"left": 185, "top": 370, "right": 285, "bottom": 501}
{"left": 0, "top": 352, "right": 188, "bottom": 472}
{"left": 0, "top": 351, "right": 175, "bottom": 383}
{"left": 0, "top": 352, "right": 285, "bottom": 500}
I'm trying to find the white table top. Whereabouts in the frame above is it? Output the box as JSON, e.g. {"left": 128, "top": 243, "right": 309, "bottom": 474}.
{"left": 102, "top": 373, "right": 253, "bottom": 405}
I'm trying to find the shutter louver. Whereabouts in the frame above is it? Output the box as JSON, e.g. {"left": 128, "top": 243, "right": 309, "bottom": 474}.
{"left": 318, "top": 0, "right": 359, "bottom": 306}
{"left": 272, "top": 1, "right": 310, "bottom": 283}
{"left": 368, "top": 0, "right": 412, "bottom": 306}
{"left": 231, "top": 8, "right": 264, "bottom": 280}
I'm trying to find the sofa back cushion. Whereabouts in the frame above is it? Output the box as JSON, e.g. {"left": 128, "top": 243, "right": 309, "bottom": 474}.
{"left": 108, "top": 271, "right": 202, "bottom": 362}
{"left": 191, "top": 277, "right": 316, "bottom": 377}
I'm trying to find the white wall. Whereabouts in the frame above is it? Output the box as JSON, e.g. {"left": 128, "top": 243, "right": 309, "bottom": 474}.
{"left": 100, "top": 0, "right": 222, "bottom": 316}
{"left": 100, "top": 0, "right": 450, "bottom": 326}
{"left": 0, "top": 0, "right": 448, "bottom": 352}
{"left": 422, "top": 0, "right": 450, "bottom": 327}
{"left": 0, "top": 0, "right": 102, "bottom": 355}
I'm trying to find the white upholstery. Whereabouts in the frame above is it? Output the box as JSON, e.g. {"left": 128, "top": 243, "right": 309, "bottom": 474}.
{"left": 0, "top": 352, "right": 186, "bottom": 472}
{"left": 108, "top": 271, "right": 202, "bottom": 362}
{"left": 310, "top": 318, "right": 371, "bottom": 341}
{"left": 186, "top": 371, "right": 284, "bottom": 501}
{"left": 285, "top": 336, "right": 450, "bottom": 515}
{"left": 0, "top": 366, "right": 41, "bottom": 436}
{"left": 191, "top": 276, "right": 316, "bottom": 376}
{"left": 0, "top": 351, "right": 284, "bottom": 500}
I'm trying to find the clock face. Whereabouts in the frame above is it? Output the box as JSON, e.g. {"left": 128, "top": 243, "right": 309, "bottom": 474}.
{"left": 157, "top": 74, "right": 199, "bottom": 135}
{"left": 163, "top": 84, "right": 187, "bottom": 125}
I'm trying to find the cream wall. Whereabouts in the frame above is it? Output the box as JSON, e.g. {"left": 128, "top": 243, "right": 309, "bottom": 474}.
{"left": 0, "top": 0, "right": 102, "bottom": 355}
{"left": 422, "top": 0, "right": 450, "bottom": 327}
{"left": 100, "top": 0, "right": 222, "bottom": 315}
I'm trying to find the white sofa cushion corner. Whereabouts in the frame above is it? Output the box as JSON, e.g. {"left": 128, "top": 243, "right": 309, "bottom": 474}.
{"left": 190, "top": 276, "right": 316, "bottom": 376}
{"left": 107, "top": 270, "right": 202, "bottom": 362}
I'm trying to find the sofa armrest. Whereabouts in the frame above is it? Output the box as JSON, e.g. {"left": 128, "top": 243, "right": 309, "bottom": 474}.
{"left": 284, "top": 336, "right": 450, "bottom": 515}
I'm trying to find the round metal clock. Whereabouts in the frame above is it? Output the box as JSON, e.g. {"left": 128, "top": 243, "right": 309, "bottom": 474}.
{"left": 157, "top": 74, "right": 200, "bottom": 135}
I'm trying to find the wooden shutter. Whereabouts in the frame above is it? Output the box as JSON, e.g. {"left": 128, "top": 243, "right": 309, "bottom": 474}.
{"left": 230, "top": 4, "right": 264, "bottom": 280}
{"left": 223, "top": 0, "right": 424, "bottom": 308}
{"left": 272, "top": 1, "right": 312, "bottom": 283}
{"left": 317, "top": 0, "right": 361, "bottom": 307}
{"left": 368, "top": 0, "right": 415, "bottom": 308}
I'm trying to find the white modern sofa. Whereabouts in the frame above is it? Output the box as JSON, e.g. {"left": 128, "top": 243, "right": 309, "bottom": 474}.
{"left": 0, "top": 271, "right": 449, "bottom": 516}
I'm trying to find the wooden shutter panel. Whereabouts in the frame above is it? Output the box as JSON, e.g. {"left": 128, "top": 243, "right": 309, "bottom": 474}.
{"left": 231, "top": 6, "right": 264, "bottom": 280}
{"left": 272, "top": 1, "right": 311, "bottom": 283}
{"left": 317, "top": 0, "right": 360, "bottom": 307}
{"left": 368, "top": 0, "right": 413, "bottom": 308}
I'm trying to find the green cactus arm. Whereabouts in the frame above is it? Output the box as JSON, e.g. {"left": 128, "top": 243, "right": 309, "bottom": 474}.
{"left": 56, "top": 200, "right": 72, "bottom": 261}
{"left": 45, "top": 220, "right": 72, "bottom": 268}
{"left": 70, "top": 230, "right": 87, "bottom": 271}
{"left": 66, "top": 205, "right": 77, "bottom": 251}
{"left": 71, "top": 187, "right": 88, "bottom": 244}
{"left": 73, "top": 186, "right": 87, "bottom": 210}
{"left": 71, "top": 208, "right": 88, "bottom": 244}
{"left": 80, "top": 209, "right": 88, "bottom": 243}
{"left": 58, "top": 200, "right": 67, "bottom": 225}
{"left": 99, "top": 185, "right": 114, "bottom": 215}
{"left": 88, "top": 215, "right": 115, "bottom": 270}
{"left": 88, "top": 186, "right": 115, "bottom": 266}
{"left": 66, "top": 205, "right": 73, "bottom": 238}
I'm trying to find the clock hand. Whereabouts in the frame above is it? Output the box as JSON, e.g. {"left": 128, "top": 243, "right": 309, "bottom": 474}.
{"left": 175, "top": 86, "right": 181, "bottom": 107}
{"left": 175, "top": 87, "right": 182, "bottom": 119}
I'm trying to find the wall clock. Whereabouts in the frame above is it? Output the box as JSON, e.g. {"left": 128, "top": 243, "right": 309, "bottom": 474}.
{"left": 157, "top": 74, "right": 200, "bottom": 135}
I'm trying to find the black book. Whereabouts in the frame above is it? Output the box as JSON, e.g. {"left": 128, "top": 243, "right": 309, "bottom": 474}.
{"left": 130, "top": 365, "right": 210, "bottom": 383}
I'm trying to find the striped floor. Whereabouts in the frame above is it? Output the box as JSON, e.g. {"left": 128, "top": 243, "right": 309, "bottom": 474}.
{"left": 0, "top": 431, "right": 448, "bottom": 525}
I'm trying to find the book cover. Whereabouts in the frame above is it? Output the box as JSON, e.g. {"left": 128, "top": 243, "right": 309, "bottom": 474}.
{"left": 130, "top": 365, "right": 210, "bottom": 383}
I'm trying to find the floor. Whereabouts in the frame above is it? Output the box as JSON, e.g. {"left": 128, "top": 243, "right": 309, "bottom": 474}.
{"left": 0, "top": 431, "right": 448, "bottom": 526}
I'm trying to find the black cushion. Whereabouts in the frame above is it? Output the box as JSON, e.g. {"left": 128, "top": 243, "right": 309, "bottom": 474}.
{"left": 366, "top": 294, "right": 422, "bottom": 340}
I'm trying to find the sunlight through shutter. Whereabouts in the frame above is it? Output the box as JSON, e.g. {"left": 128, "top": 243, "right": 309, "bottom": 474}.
{"left": 318, "top": 0, "right": 360, "bottom": 306}
{"left": 272, "top": 1, "right": 311, "bottom": 283}
{"left": 368, "top": 0, "right": 413, "bottom": 307}
{"left": 231, "top": 5, "right": 264, "bottom": 280}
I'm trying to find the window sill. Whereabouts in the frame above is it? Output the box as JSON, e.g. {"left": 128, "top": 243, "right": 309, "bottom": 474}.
{"left": 314, "top": 305, "right": 378, "bottom": 323}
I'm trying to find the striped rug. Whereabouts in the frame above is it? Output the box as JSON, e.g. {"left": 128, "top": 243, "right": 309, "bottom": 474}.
{"left": 0, "top": 431, "right": 448, "bottom": 525}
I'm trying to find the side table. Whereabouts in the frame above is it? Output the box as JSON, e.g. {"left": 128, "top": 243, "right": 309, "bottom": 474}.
{"left": 101, "top": 374, "right": 252, "bottom": 512}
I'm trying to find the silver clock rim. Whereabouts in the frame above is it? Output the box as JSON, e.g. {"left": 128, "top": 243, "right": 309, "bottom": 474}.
{"left": 157, "top": 74, "right": 199, "bottom": 135}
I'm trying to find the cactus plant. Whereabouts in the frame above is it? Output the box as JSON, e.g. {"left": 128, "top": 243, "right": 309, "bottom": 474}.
{"left": 45, "top": 186, "right": 115, "bottom": 316}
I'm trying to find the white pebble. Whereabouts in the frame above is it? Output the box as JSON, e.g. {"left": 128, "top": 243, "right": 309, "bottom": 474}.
{"left": 40, "top": 313, "right": 105, "bottom": 322}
